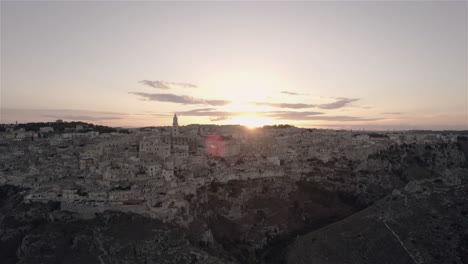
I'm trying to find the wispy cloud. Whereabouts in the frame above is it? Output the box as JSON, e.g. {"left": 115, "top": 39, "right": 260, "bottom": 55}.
{"left": 265, "top": 111, "right": 323, "bottom": 120}
{"left": 381, "top": 112, "right": 404, "bottom": 115}
{"left": 266, "top": 111, "right": 382, "bottom": 121}
{"left": 176, "top": 108, "right": 233, "bottom": 122}
{"left": 316, "top": 98, "right": 359, "bottom": 109}
{"left": 254, "top": 102, "right": 315, "bottom": 109}
{"left": 253, "top": 97, "right": 359, "bottom": 109}
{"left": 177, "top": 108, "right": 232, "bottom": 117}
{"left": 175, "top": 108, "right": 380, "bottom": 123}
{"left": 280, "top": 91, "right": 308, "bottom": 96}
{"left": 0, "top": 108, "right": 124, "bottom": 124}
{"left": 43, "top": 115, "right": 122, "bottom": 121}
{"left": 305, "top": 116, "right": 383, "bottom": 122}
{"left": 210, "top": 116, "right": 229, "bottom": 121}
{"left": 139, "top": 80, "right": 197, "bottom": 89}
{"left": 130, "top": 92, "right": 231, "bottom": 106}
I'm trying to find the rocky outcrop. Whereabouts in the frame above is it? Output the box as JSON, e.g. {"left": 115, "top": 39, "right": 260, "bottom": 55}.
{"left": 188, "top": 178, "right": 362, "bottom": 263}
{"left": 287, "top": 179, "right": 468, "bottom": 264}
{"left": 0, "top": 185, "right": 233, "bottom": 264}
{"left": 185, "top": 142, "right": 468, "bottom": 263}
{"left": 458, "top": 136, "right": 468, "bottom": 162}
{"left": 300, "top": 142, "right": 467, "bottom": 205}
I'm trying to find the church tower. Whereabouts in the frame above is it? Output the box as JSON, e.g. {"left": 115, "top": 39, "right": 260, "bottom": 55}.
{"left": 172, "top": 113, "right": 179, "bottom": 137}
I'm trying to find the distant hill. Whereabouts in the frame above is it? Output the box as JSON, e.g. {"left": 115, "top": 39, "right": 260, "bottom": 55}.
{"left": 0, "top": 121, "right": 129, "bottom": 134}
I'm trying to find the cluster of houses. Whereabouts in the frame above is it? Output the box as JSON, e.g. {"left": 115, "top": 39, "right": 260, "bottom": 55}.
{"left": 0, "top": 115, "right": 462, "bottom": 224}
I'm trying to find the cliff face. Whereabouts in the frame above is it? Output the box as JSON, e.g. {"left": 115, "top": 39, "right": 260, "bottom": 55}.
{"left": 188, "top": 178, "right": 362, "bottom": 263}
{"left": 0, "top": 186, "right": 233, "bottom": 264}
{"left": 184, "top": 142, "right": 467, "bottom": 263}
{"left": 287, "top": 178, "right": 468, "bottom": 264}
{"left": 302, "top": 142, "right": 467, "bottom": 205}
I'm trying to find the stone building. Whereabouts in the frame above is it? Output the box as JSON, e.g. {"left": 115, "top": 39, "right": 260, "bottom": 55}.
{"left": 172, "top": 113, "right": 179, "bottom": 136}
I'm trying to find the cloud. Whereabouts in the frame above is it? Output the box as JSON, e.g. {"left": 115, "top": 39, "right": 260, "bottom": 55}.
{"left": 178, "top": 109, "right": 319, "bottom": 120}
{"left": 265, "top": 111, "right": 323, "bottom": 120}
{"left": 175, "top": 108, "right": 379, "bottom": 122}
{"left": 130, "top": 92, "right": 230, "bottom": 106}
{"left": 264, "top": 111, "right": 382, "bottom": 122}
{"left": 176, "top": 108, "right": 233, "bottom": 122}
{"left": 159, "top": 105, "right": 385, "bottom": 125}
{"left": 139, "top": 80, "right": 197, "bottom": 89}
{"left": 43, "top": 115, "right": 122, "bottom": 121}
{"left": 254, "top": 102, "right": 316, "bottom": 109}
{"left": 140, "top": 80, "right": 169, "bottom": 89}
{"left": 307, "top": 116, "right": 383, "bottom": 121}
{"left": 280, "top": 91, "right": 308, "bottom": 96}
{"left": 316, "top": 98, "right": 359, "bottom": 109}
{"left": 0, "top": 108, "right": 124, "bottom": 124}
{"left": 381, "top": 112, "right": 404, "bottom": 115}
{"left": 253, "top": 97, "right": 359, "bottom": 109}
{"left": 210, "top": 116, "right": 229, "bottom": 121}
{"left": 177, "top": 108, "right": 232, "bottom": 116}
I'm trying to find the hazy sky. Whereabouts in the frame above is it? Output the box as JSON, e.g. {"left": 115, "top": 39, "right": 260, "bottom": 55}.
{"left": 1, "top": 1, "right": 467, "bottom": 129}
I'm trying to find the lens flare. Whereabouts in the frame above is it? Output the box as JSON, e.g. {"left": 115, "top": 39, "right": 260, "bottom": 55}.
{"left": 205, "top": 134, "right": 226, "bottom": 157}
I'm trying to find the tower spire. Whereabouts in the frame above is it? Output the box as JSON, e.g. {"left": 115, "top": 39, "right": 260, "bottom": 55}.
{"left": 172, "top": 113, "right": 179, "bottom": 136}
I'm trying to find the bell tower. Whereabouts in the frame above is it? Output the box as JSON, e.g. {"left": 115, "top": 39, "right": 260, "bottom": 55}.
{"left": 172, "top": 113, "right": 179, "bottom": 137}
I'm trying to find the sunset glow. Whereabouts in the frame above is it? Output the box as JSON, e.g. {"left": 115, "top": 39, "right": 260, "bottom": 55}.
{"left": 229, "top": 115, "right": 276, "bottom": 128}
{"left": 1, "top": 1, "right": 466, "bottom": 130}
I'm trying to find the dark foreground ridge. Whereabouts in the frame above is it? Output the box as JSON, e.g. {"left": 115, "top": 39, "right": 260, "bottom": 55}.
{"left": 2, "top": 176, "right": 468, "bottom": 264}
{"left": 0, "top": 185, "right": 232, "bottom": 264}
{"left": 288, "top": 179, "right": 468, "bottom": 264}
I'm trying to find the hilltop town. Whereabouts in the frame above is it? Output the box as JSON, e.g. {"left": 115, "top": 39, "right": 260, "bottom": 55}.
{"left": 1, "top": 115, "right": 466, "bottom": 225}
{"left": 1, "top": 115, "right": 468, "bottom": 263}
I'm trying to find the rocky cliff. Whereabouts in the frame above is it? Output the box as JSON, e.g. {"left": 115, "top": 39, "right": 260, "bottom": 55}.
{"left": 184, "top": 142, "right": 467, "bottom": 263}
{"left": 287, "top": 178, "right": 468, "bottom": 264}
{"left": 188, "top": 178, "right": 362, "bottom": 263}
{"left": 0, "top": 185, "right": 233, "bottom": 264}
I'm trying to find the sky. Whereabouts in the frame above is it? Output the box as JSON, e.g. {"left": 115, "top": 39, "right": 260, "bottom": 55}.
{"left": 1, "top": 1, "right": 467, "bottom": 130}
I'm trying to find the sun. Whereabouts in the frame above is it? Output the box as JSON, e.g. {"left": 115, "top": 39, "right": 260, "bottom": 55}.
{"left": 219, "top": 101, "right": 277, "bottom": 128}
{"left": 229, "top": 115, "right": 275, "bottom": 128}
